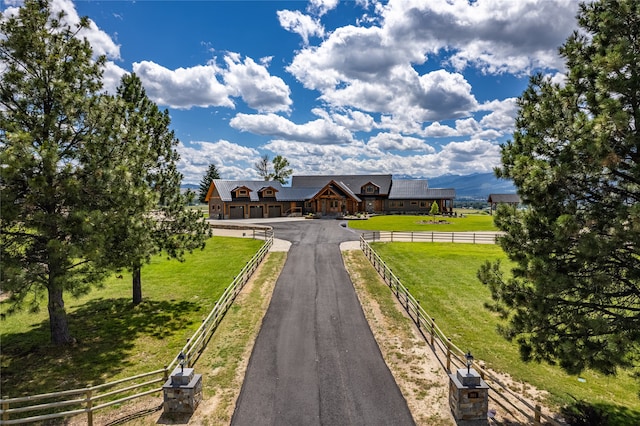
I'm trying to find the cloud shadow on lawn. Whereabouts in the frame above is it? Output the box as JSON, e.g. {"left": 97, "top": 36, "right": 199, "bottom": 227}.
{"left": 1, "top": 298, "right": 200, "bottom": 397}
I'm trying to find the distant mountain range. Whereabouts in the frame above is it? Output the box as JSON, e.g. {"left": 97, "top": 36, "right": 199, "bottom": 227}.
{"left": 183, "top": 172, "right": 515, "bottom": 200}
{"left": 425, "top": 173, "right": 516, "bottom": 199}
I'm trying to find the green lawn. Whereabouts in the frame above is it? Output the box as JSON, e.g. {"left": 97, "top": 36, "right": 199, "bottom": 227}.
{"left": 348, "top": 213, "right": 498, "bottom": 232}
{"left": 0, "top": 236, "right": 264, "bottom": 397}
{"left": 370, "top": 242, "right": 640, "bottom": 425}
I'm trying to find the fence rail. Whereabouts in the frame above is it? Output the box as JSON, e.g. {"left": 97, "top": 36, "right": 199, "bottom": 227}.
{"left": 361, "top": 230, "right": 502, "bottom": 244}
{"left": 0, "top": 230, "right": 274, "bottom": 425}
{"left": 360, "top": 235, "right": 564, "bottom": 426}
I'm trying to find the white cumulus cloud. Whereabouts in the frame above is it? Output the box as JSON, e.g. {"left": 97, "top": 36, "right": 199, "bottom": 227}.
{"left": 277, "top": 9, "right": 324, "bottom": 45}
{"left": 133, "top": 53, "right": 292, "bottom": 112}
{"left": 381, "top": 0, "right": 578, "bottom": 75}
{"left": 230, "top": 113, "right": 354, "bottom": 145}
{"left": 222, "top": 55, "right": 292, "bottom": 113}
{"left": 133, "top": 61, "right": 233, "bottom": 109}
{"left": 367, "top": 133, "right": 435, "bottom": 152}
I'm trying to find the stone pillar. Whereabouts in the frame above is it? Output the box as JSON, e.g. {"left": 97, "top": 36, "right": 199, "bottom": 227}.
{"left": 448, "top": 368, "right": 489, "bottom": 425}
{"left": 162, "top": 367, "right": 203, "bottom": 415}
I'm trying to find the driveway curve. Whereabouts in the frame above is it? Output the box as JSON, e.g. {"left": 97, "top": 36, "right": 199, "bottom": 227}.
{"left": 231, "top": 219, "right": 415, "bottom": 426}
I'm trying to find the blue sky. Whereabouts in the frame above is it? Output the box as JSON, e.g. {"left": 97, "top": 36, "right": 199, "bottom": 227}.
{"left": 2, "top": 0, "right": 582, "bottom": 184}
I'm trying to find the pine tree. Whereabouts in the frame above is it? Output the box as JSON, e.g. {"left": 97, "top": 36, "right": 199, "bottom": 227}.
{"left": 106, "top": 73, "right": 211, "bottom": 305}
{"left": 199, "top": 163, "right": 221, "bottom": 203}
{"left": 1, "top": 0, "right": 122, "bottom": 344}
{"left": 478, "top": 0, "right": 640, "bottom": 379}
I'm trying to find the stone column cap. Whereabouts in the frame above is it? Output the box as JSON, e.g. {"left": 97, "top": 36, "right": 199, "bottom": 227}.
{"left": 170, "top": 367, "right": 195, "bottom": 386}
{"left": 449, "top": 368, "right": 489, "bottom": 389}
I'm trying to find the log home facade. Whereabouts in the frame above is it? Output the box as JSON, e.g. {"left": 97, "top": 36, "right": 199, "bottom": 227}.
{"left": 205, "top": 174, "right": 455, "bottom": 219}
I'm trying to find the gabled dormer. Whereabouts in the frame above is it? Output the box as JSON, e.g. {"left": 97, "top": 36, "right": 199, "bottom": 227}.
{"left": 258, "top": 186, "right": 279, "bottom": 199}
{"left": 231, "top": 185, "right": 252, "bottom": 199}
{"left": 361, "top": 181, "right": 380, "bottom": 195}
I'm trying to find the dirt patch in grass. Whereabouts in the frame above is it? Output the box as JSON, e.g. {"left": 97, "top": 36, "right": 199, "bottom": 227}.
{"left": 417, "top": 220, "right": 452, "bottom": 225}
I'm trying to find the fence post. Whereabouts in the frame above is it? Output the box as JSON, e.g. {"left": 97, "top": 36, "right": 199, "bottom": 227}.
{"left": 451, "top": 233, "right": 454, "bottom": 242}
{"left": 534, "top": 404, "right": 542, "bottom": 425}
{"left": 411, "top": 232, "right": 414, "bottom": 242}
{"left": 431, "top": 231, "right": 434, "bottom": 242}
{"left": 3, "top": 397, "right": 9, "bottom": 422}
{"left": 446, "top": 339, "right": 452, "bottom": 372}
{"left": 416, "top": 301, "right": 420, "bottom": 328}
{"left": 404, "top": 288, "right": 409, "bottom": 310}
{"left": 430, "top": 319, "right": 435, "bottom": 346}
{"left": 473, "top": 233, "right": 476, "bottom": 244}
{"left": 86, "top": 387, "right": 93, "bottom": 426}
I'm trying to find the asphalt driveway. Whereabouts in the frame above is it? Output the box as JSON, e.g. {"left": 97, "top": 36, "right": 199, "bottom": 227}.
{"left": 231, "top": 219, "right": 415, "bottom": 426}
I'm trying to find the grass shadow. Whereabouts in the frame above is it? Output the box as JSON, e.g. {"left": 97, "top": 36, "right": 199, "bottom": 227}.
{"left": 1, "top": 298, "right": 200, "bottom": 396}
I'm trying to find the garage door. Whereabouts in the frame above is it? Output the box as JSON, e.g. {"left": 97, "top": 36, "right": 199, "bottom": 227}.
{"left": 230, "top": 206, "right": 244, "bottom": 219}
{"left": 250, "top": 206, "right": 263, "bottom": 218}
{"left": 268, "top": 205, "right": 281, "bottom": 217}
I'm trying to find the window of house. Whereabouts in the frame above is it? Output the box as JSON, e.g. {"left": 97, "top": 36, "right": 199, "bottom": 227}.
{"left": 420, "top": 201, "right": 427, "bottom": 207}
{"left": 331, "top": 200, "right": 339, "bottom": 208}
{"left": 238, "top": 190, "right": 247, "bottom": 196}
{"left": 410, "top": 201, "right": 418, "bottom": 205}
{"left": 265, "top": 190, "right": 273, "bottom": 196}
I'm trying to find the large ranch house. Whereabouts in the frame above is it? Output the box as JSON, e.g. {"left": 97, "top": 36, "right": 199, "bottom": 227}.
{"left": 205, "top": 174, "right": 455, "bottom": 219}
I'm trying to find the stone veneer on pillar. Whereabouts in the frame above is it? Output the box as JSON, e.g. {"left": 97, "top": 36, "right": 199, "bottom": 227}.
{"left": 448, "top": 367, "right": 489, "bottom": 425}
{"left": 162, "top": 367, "right": 203, "bottom": 415}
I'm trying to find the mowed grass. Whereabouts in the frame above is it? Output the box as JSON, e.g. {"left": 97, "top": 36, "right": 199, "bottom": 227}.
{"left": 0, "top": 236, "right": 264, "bottom": 397}
{"left": 370, "top": 241, "right": 640, "bottom": 425}
{"left": 348, "top": 213, "right": 498, "bottom": 232}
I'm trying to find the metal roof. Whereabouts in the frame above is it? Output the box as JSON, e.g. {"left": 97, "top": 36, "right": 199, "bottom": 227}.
{"left": 278, "top": 187, "right": 320, "bottom": 201}
{"left": 388, "top": 179, "right": 428, "bottom": 199}
{"left": 212, "top": 180, "right": 284, "bottom": 202}
{"left": 292, "top": 175, "right": 392, "bottom": 195}
{"left": 425, "top": 188, "right": 456, "bottom": 199}
{"left": 388, "top": 180, "right": 455, "bottom": 199}
{"left": 212, "top": 176, "right": 455, "bottom": 203}
{"left": 333, "top": 181, "right": 362, "bottom": 202}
